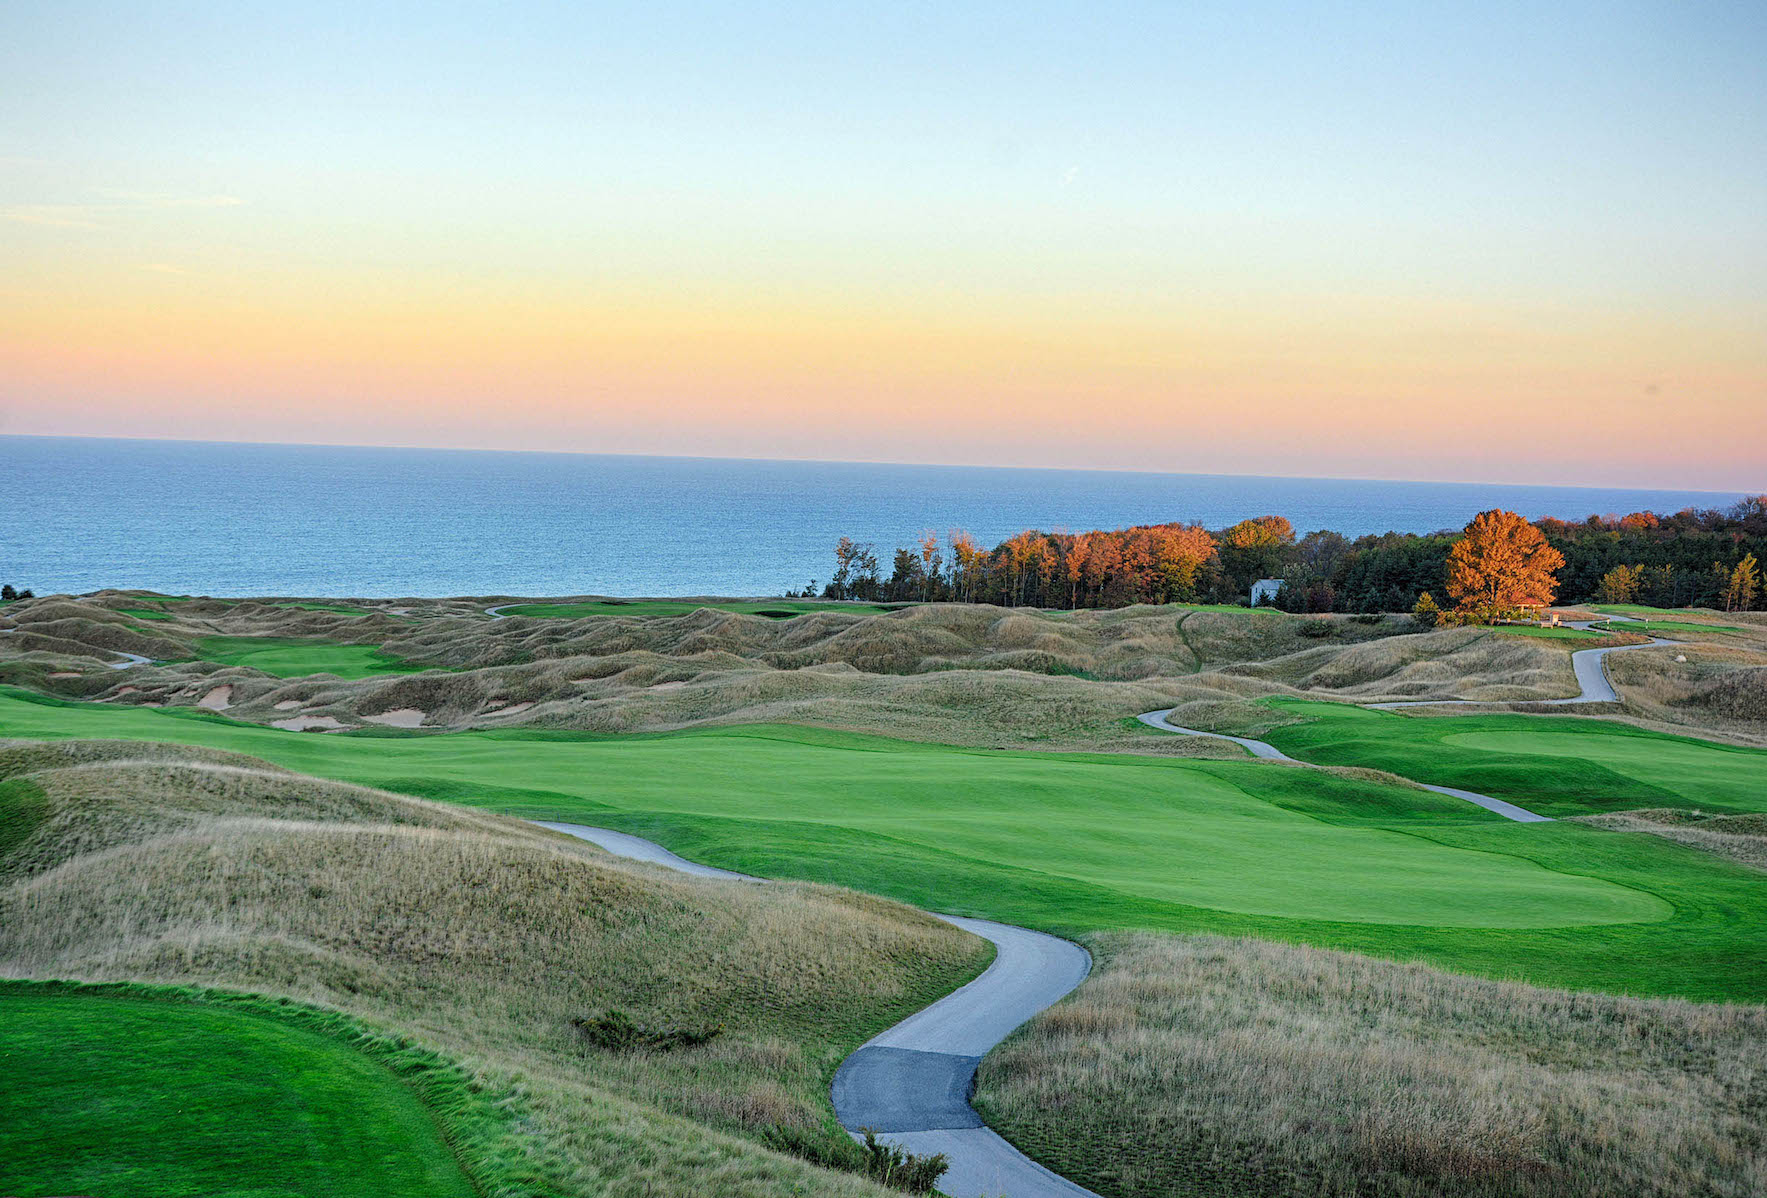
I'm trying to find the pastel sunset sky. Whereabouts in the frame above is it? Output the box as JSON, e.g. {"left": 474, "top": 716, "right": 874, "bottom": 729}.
{"left": 3, "top": 2, "right": 1763, "bottom": 489}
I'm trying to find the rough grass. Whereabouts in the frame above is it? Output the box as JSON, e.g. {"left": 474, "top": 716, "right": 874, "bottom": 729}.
{"left": 975, "top": 932, "right": 1767, "bottom": 1198}
{"left": 0, "top": 740, "right": 990, "bottom": 1197}
{"left": 502, "top": 599, "right": 911, "bottom": 619}
{"left": 3, "top": 593, "right": 1537, "bottom": 744}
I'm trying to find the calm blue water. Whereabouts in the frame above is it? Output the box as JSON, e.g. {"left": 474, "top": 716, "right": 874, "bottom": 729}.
{"left": 2, "top": 436, "right": 1747, "bottom": 598}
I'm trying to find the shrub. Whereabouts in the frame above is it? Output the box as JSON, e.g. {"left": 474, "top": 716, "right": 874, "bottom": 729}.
{"left": 1412, "top": 591, "right": 1441, "bottom": 628}
{"left": 857, "top": 1128, "right": 948, "bottom": 1194}
{"left": 571, "top": 1009, "right": 723, "bottom": 1052}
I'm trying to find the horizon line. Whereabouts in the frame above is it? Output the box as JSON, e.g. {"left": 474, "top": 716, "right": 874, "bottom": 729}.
{"left": 2, "top": 430, "right": 1754, "bottom": 500}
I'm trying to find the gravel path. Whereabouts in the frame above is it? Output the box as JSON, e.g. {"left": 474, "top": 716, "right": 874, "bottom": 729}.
{"left": 536, "top": 821, "right": 1099, "bottom": 1198}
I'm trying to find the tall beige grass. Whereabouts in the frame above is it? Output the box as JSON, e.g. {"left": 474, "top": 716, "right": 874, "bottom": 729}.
{"left": 0, "top": 739, "right": 989, "bottom": 1197}
{"left": 975, "top": 931, "right": 1767, "bottom": 1198}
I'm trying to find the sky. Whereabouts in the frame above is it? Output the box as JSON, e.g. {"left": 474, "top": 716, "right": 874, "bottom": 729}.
{"left": 3, "top": 1, "right": 1764, "bottom": 490}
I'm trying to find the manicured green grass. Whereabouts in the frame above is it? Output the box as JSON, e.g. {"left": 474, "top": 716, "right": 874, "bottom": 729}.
{"left": 193, "top": 636, "right": 428, "bottom": 679}
{"left": 2, "top": 688, "right": 1763, "bottom": 1000}
{"left": 118, "top": 608, "right": 176, "bottom": 621}
{"left": 0, "top": 983, "right": 478, "bottom": 1198}
{"left": 1593, "top": 618, "right": 1743, "bottom": 634}
{"left": 1488, "top": 624, "right": 1612, "bottom": 640}
{"left": 499, "top": 599, "right": 911, "bottom": 619}
{"left": 275, "top": 601, "right": 371, "bottom": 615}
{"left": 1592, "top": 603, "right": 1720, "bottom": 616}
{"left": 1257, "top": 699, "right": 1767, "bottom": 817}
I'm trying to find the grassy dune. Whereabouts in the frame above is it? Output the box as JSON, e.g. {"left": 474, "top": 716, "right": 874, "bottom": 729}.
{"left": 0, "top": 984, "right": 481, "bottom": 1198}
{"left": 0, "top": 739, "right": 988, "bottom": 1195}
{"left": 501, "top": 599, "right": 910, "bottom": 618}
{"left": 975, "top": 932, "right": 1767, "bottom": 1198}
{"left": 3, "top": 693, "right": 1764, "bottom": 1000}
{"left": 1253, "top": 699, "right": 1767, "bottom": 815}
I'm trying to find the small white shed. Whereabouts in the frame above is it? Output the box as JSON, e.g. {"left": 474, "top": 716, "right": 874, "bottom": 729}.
{"left": 1250, "top": 578, "right": 1283, "bottom": 607}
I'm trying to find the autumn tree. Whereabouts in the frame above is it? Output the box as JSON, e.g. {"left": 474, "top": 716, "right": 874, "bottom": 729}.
{"left": 1412, "top": 591, "right": 1441, "bottom": 628}
{"left": 1721, "top": 553, "right": 1760, "bottom": 612}
{"left": 1219, "top": 515, "right": 1295, "bottom": 592}
{"left": 948, "top": 530, "right": 981, "bottom": 603}
{"left": 918, "top": 532, "right": 943, "bottom": 602}
{"left": 1444, "top": 509, "right": 1566, "bottom": 622}
{"left": 1595, "top": 564, "right": 1641, "bottom": 605}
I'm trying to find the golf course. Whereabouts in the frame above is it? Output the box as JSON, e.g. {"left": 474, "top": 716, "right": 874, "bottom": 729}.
{"left": 3, "top": 684, "right": 1762, "bottom": 1001}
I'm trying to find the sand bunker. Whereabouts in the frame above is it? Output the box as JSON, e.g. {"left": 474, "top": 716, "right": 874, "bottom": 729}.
{"left": 482, "top": 701, "right": 533, "bottom": 717}
{"left": 114, "top": 686, "right": 139, "bottom": 696}
{"left": 272, "top": 715, "right": 349, "bottom": 732}
{"left": 364, "top": 708, "right": 426, "bottom": 728}
{"left": 649, "top": 680, "right": 687, "bottom": 691}
{"left": 197, "top": 685, "right": 233, "bottom": 710}
{"left": 273, "top": 699, "right": 302, "bottom": 710}
{"left": 47, "top": 671, "right": 80, "bottom": 679}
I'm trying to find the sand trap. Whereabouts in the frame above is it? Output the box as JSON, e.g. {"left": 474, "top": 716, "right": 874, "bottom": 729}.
{"left": 272, "top": 715, "right": 349, "bottom": 732}
{"left": 650, "top": 681, "right": 687, "bottom": 691}
{"left": 47, "top": 671, "right": 80, "bottom": 679}
{"left": 273, "top": 699, "right": 302, "bottom": 710}
{"left": 483, "top": 701, "right": 533, "bottom": 717}
{"left": 114, "top": 686, "right": 139, "bottom": 696}
{"left": 364, "top": 708, "right": 426, "bottom": 728}
{"left": 198, "top": 685, "right": 233, "bottom": 710}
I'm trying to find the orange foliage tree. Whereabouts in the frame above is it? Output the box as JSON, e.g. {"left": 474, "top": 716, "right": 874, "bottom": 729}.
{"left": 1445, "top": 509, "right": 1566, "bottom": 621}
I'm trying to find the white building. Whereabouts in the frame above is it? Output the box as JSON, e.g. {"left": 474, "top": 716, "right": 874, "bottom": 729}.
{"left": 1250, "top": 578, "right": 1283, "bottom": 607}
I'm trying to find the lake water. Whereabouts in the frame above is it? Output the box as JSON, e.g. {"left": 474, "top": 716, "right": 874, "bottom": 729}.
{"left": 3, "top": 436, "right": 1747, "bottom": 598}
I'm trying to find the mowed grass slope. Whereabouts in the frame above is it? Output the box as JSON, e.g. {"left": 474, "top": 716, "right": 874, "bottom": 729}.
{"left": 0, "top": 986, "right": 480, "bottom": 1198}
{"left": 1254, "top": 699, "right": 1767, "bottom": 816}
{"left": 0, "top": 738, "right": 988, "bottom": 1196}
{"left": 976, "top": 933, "right": 1767, "bottom": 1198}
{"left": 193, "top": 635, "right": 429, "bottom": 679}
{"left": 3, "top": 690, "right": 1763, "bottom": 1000}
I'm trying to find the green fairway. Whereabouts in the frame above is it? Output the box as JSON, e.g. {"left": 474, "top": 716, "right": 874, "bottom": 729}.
{"left": 0, "top": 985, "right": 477, "bottom": 1198}
{"left": 194, "top": 635, "right": 428, "bottom": 679}
{"left": 3, "top": 688, "right": 1763, "bottom": 1000}
{"left": 1258, "top": 699, "right": 1767, "bottom": 816}
{"left": 499, "top": 598, "right": 911, "bottom": 619}
{"left": 1591, "top": 603, "right": 1723, "bottom": 617}
{"left": 1593, "top": 617, "right": 1743, "bottom": 634}
{"left": 1488, "top": 624, "right": 1613, "bottom": 641}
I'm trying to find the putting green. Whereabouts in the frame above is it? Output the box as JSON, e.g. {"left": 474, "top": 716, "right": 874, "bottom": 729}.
{"left": 1260, "top": 699, "right": 1767, "bottom": 817}
{"left": 7, "top": 688, "right": 1764, "bottom": 999}
{"left": 0, "top": 986, "right": 476, "bottom": 1198}
{"left": 193, "top": 636, "right": 428, "bottom": 679}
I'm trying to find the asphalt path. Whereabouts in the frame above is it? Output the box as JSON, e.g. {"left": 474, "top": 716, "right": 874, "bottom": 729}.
{"left": 536, "top": 821, "right": 1098, "bottom": 1198}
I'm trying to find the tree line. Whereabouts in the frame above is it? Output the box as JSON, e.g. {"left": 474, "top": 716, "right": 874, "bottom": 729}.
{"left": 802, "top": 495, "right": 1767, "bottom": 613}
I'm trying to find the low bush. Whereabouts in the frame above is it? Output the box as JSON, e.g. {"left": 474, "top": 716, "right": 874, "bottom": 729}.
{"left": 572, "top": 1009, "right": 723, "bottom": 1052}
{"left": 856, "top": 1129, "right": 948, "bottom": 1194}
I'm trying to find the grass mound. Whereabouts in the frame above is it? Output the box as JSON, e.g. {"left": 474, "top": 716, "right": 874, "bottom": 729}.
{"left": 0, "top": 983, "right": 484, "bottom": 1198}
{"left": 976, "top": 932, "right": 1767, "bottom": 1198}
{"left": 0, "top": 739, "right": 989, "bottom": 1196}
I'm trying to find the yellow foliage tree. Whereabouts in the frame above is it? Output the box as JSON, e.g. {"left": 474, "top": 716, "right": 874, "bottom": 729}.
{"left": 1445, "top": 510, "right": 1566, "bottom": 622}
